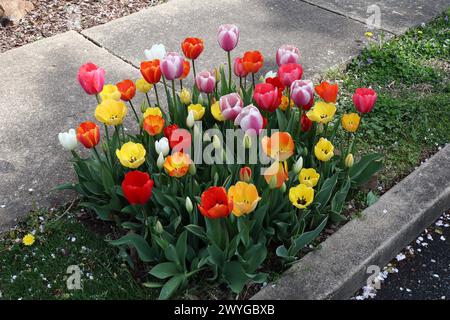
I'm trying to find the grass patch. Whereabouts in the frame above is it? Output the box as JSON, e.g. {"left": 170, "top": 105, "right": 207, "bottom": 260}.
{"left": 1, "top": 10, "right": 449, "bottom": 300}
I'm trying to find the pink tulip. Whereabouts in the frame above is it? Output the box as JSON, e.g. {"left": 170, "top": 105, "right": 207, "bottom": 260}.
{"left": 233, "top": 57, "right": 248, "bottom": 78}
{"left": 77, "top": 62, "right": 105, "bottom": 95}
{"left": 195, "top": 71, "right": 216, "bottom": 94}
{"left": 219, "top": 93, "right": 243, "bottom": 120}
{"left": 353, "top": 88, "right": 377, "bottom": 113}
{"left": 290, "top": 80, "right": 314, "bottom": 108}
{"left": 160, "top": 52, "right": 184, "bottom": 80}
{"left": 253, "top": 83, "right": 279, "bottom": 113}
{"left": 217, "top": 24, "right": 239, "bottom": 52}
{"left": 276, "top": 45, "right": 301, "bottom": 66}
{"left": 234, "top": 105, "right": 264, "bottom": 135}
{"left": 278, "top": 63, "right": 303, "bottom": 87}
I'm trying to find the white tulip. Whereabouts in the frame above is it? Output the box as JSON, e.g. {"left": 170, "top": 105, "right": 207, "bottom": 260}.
{"left": 157, "top": 152, "right": 165, "bottom": 169}
{"left": 58, "top": 129, "right": 78, "bottom": 151}
{"left": 293, "top": 156, "right": 304, "bottom": 174}
{"left": 185, "top": 197, "right": 193, "bottom": 213}
{"left": 186, "top": 110, "right": 195, "bottom": 128}
{"left": 144, "top": 44, "right": 166, "bottom": 61}
{"left": 155, "top": 137, "right": 170, "bottom": 156}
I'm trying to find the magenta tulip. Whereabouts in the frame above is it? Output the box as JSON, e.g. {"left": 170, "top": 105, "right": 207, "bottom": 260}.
{"left": 278, "top": 63, "right": 303, "bottom": 87}
{"left": 253, "top": 83, "right": 280, "bottom": 112}
{"left": 353, "top": 88, "right": 377, "bottom": 113}
{"left": 77, "top": 62, "right": 105, "bottom": 95}
{"left": 195, "top": 71, "right": 216, "bottom": 94}
{"left": 276, "top": 45, "right": 301, "bottom": 66}
{"left": 160, "top": 52, "right": 184, "bottom": 80}
{"left": 290, "top": 80, "right": 314, "bottom": 108}
{"left": 233, "top": 57, "right": 248, "bottom": 78}
{"left": 217, "top": 24, "right": 239, "bottom": 52}
{"left": 219, "top": 93, "right": 243, "bottom": 120}
{"left": 234, "top": 105, "right": 264, "bottom": 135}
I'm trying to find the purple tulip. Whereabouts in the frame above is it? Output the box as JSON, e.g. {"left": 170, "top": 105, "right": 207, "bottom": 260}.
{"left": 160, "top": 52, "right": 184, "bottom": 80}
{"left": 219, "top": 93, "right": 243, "bottom": 120}
{"left": 234, "top": 105, "right": 264, "bottom": 135}
{"left": 276, "top": 45, "right": 300, "bottom": 66}
{"left": 290, "top": 80, "right": 314, "bottom": 107}
{"left": 195, "top": 71, "right": 216, "bottom": 94}
{"left": 217, "top": 24, "right": 239, "bottom": 52}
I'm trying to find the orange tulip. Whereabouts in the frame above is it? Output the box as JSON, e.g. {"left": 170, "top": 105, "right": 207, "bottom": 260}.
{"left": 140, "top": 60, "right": 162, "bottom": 84}
{"left": 264, "top": 161, "right": 289, "bottom": 189}
{"left": 315, "top": 81, "right": 338, "bottom": 103}
{"left": 143, "top": 115, "right": 165, "bottom": 136}
{"left": 76, "top": 121, "right": 100, "bottom": 149}
{"left": 180, "top": 60, "right": 191, "bottom": 80}
{"left": 116, "top": 79, "right": 136, "bottom": 101}
{"left": 262, "top": 132, "right": 294, "bottom": 161}
{"left": 181, "top": 37, "right": 204, "bottom": 60}
{"left": 164, "top": 152, "right": 191, "bottom": 178}
{"left": 242, "top": 50, "right": 264, "bottom": 74}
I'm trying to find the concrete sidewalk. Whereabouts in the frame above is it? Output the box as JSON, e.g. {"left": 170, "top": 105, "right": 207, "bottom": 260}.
{"left": 1, "top": 0, "right": 449, "bottom": 231}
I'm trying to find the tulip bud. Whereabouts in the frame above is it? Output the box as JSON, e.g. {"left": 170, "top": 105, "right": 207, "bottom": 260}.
{"left": 214, "top": 67, "right": 221, "bottom": 83}
{"left": 155, "top": 137, "right": 170, "bottom": 156}
{"left": 154, "top": 220, "right": 164, "bottom": 234}
{"left": 212, "top": 135, "right": 221, "bottom": 149}
{"left": 189, "top": 162, "right": 196, "bottom": 175}
{"left": 243, "top": 133, "right": 252, "bottom": 149}
{"left": 292, "top": 156, "right": 303, "bottom": 174}
{"left": 58, "top": 129, "right": 78, "bottom": 151}
{"left": 239, "top": 166, "right": 252, "bottom": 182}
{"left": 193, "top": 124, "right": 201, "bottom": 140}
{"left": 280, "top": 182, "right": 287, "bottom": 193}
{"left": 203, "top": 131, "right": 211, "bottom": 141}
{"left": 185, "top": 197, "right": 193, "bottom": 213}
{"left": 179, "top": 88, "right": 191, "bottom": 105}
{"left": 345, "top": 153, "right": 354, "bottom": 168}
{"left": 186, "top": 110, "right": 195, "bottom": 128}
{"left": 157, "top": 152, "right": 165, "bottom": 169}
{"left": 268, "top": 175, "right": 278, "bottom": 189}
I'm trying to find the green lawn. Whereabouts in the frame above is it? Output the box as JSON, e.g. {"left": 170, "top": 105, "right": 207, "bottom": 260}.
{"left": 1, "top": 10, "right": 449, "bottom": 300}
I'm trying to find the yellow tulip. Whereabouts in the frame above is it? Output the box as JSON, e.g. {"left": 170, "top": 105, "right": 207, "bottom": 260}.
{"left": 345, "top": 153, "right": 354, "bottom": 168}
{"left": 299, "top": 168, "right": 320, "bottom": 187}
{"left": 306, "top": 101, "right": 336, "bottom": 124}
{"left": 211, "top": 101, "right": 225, "bottom": 121}
{"left": 99, "top": 84, "right": 121, "bottom": 101}
{"left": 187, "top": 104, "right": 205, "bottom": 121}
{"left": 341, "top": 113, "right": 360, "bottom": 133}
{"left": 116, "top": 142, "right": 146, "bottom": 169}
{"left": 289, "top": 184, "right": 314, "bottom": 209}
{"left": 143, "top": 107, "right": 163, "bottom": 118}
{"left": 314, "top": 137, "right": 334, "bottom": 162}
{"left": 135, "top": 78, "right": 153, "bottom": 93}
{"left": 278, "top": 95, "right": 294, "bottom": 111}
{"left": 95, "top": 99, "right": 127, "bottom": 126}
{"left": 179, "top": 88, "right": 192, "bottom": 105}
{"left": 228, "top": 182, "right": 261, "bottom": 216}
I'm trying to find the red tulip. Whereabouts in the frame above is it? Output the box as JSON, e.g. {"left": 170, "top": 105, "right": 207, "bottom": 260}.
{"left": 77, "top": 62, "right": 105, "bottom": 95}
{"left": 181, "top": 37, "right": 204, "bottom": 60}
{"left": 164, "top": 124, "right": 191, "bottom": 152}
{"left": 76, "top": 121, "right": 100, "bottom": 149}
{"left": 265, "top": 76, "right": 285, "bottom": 93}
{"left": 253, "top": 83, "right": 279, "bottom": 112}
{"left": 198, "top": 186, "right": 233, "bottom": 219}
{"left": 164, "top": 124, "right": 179, "bottom": 140}
{"left": 315, "top": 81, "right": 338, "bottom": 103}
{"left": 121, "top": 171, "right": 154, "bottom": 205}
{"left": 116, "top": 79, "right": 136, "bottom": 101}
{"left": 233, "top": 57, "right": 248, "bottom": 78}
{"left": 140, "top": 60, "right": 162, "bottom": 84}
{"left": 300, "top": 113, "right": 313, "bottom": 132}
{"left": 239, "top": 167, "right": 252, "bottom": 182}
{"left": 353, "top": 88, "right": 377, "bottom": 113}
{"left": 242, "top": 51, "right": 264, "bottom": 74}
{"left": 180, "top": 60, "right": 191, "bottom": 80}
{"left": 278, "top": 63, "right": 303, "bottom": 87}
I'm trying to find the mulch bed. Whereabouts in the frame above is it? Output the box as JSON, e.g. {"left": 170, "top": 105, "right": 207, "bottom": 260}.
{"left": 0, "top": 0, "right": 165, "bottom": 53}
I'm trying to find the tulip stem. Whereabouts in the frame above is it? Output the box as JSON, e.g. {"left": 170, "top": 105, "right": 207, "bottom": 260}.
{"left": 145, "top": 92, "right": 151, "bottom": 108}
{"left": 227, "top": 51, "right": 232, "bottom": 92}
{"left": 171, "top": 80, "right": 178, "bottom": 123}
{"left": 192, "top": 59, "right": 197, "bottom": 83}
{"left": 128, "top": 100, "right": 140, "bottom": 124}
{"left": 95, "top": 94, "right": 100, "bottom": 104}
{"left": 252, "top": 73, "right": 255, "bottom": 89}
{"left": 154, "top": 84, "right": 160, "bottom": 107}
{"left": 103, "top": 124, "right": 112, "bottom": 167}
{"left": 239, "top": 77, "right": 242, "bottom": 90}
{"left": 115, "top": 126, "right": 122, "bottom": 148}
{"left": 92, "top": 147, "right": 102, "bottom": 164}
{"left": 180, "top": 79, "right": 183, "bottom": 90}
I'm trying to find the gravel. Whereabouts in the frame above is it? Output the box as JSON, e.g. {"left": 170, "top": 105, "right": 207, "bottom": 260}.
{"left": 0, "top": 0, "right": 165, "bottom": 53}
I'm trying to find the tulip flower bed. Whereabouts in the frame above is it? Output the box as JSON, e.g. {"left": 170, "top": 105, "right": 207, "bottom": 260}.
{"left": 57, "top": 25, "right": 383, "bottom": 299}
